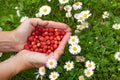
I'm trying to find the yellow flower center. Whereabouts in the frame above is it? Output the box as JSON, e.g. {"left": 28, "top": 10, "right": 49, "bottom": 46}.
{"left": 88, "top": 64, "right": 92, "bottom": 67}
{"left": 66, "top": 7, "right": 70, "bottom": 11}
{"left": 86, "top": 71, "right": 90, "bottom": 75}
{"left": 71, "top": 38, "right": 75, "bottom": 42}
{"left": 49, "top": 61, "right": 53, "bottom": 65}
{"left": 76, "top": 57, "right": 81, "bottom": 61}
{"left": 104, "top": 13, "right": 108, "bottom": 16}
{"left": 115, "top": 25, "right": 119, "bottom": 29}
{"left": 41, "top": 68, "right": 45, "bottom": 72}
{"left": 52, "top": 74, "right": 57, "bottom": 78}
{"left": 62, "top": 0, "right": 66, "bottom": 2}
{"left": 73, "top": 47, "right": 77, "bottom": 51}
{"left": 43, "top": 8, "right": 47, "bottom": 12}
{"left": 75, "top": 2, "right": 79, "bottom": 6}
{"left": 83, "top": 14, "right": 88, "bottom": 18}
{"left": 118, "top": 53, "right": 120, "bottom": 58}
{"left": 82, "top": 23, "right": 87, "bottom": 27}
{"left": 79, "top": 17, "right": 83, "bottom": 20}
{"left": 77, "top": 25, "right": 83, "bottom": 29}
{"left": 67, "top": 64, "right": 71, "bottom": 68}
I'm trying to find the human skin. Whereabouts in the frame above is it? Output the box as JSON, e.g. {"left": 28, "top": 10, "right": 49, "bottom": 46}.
{"left": 0, "top": 18, "right": 71, "bottom": 80}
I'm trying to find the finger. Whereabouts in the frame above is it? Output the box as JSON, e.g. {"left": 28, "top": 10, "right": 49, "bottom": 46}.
{"left": 54, "top": 32, "right": 71, "bottom": 58}
{"left": 29, "top": 18, "right": 48, "bottom": 27}
{"left": 45, "top": 21, "right": 70, "bottom": 31}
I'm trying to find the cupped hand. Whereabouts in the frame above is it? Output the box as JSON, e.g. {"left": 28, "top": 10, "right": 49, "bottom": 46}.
{"left": 13, "top": 18, "right": 48, "bottom": 51}
{"left": 17, "top": 30, "right": 71, "bottom": 68}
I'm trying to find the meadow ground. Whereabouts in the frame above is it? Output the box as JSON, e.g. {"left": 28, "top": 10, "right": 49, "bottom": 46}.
{"left": 0, "top": 0, "right": 120, "bottom": 80}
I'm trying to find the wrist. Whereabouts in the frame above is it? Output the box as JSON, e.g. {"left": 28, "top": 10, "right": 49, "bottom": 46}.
{"left": 0, "top": 31, "right": 18, "bottom": 52}
{"left": 0, "top": 53, "right": 31, "bottom": 80}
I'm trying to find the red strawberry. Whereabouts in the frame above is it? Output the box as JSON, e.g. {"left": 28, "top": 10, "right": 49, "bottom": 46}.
{"left": 24, "top": 44, "right": 29, "bottom": 49}
{"left": 28, "top": 36, "right": 34, "bottom": 41}
{"left": 48, "top": 27, "right": 54, "bottom": 32}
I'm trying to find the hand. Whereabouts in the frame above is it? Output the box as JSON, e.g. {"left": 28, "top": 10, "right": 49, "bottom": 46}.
{"left": 12, "top": 18, "right": 48, "bottom": 51}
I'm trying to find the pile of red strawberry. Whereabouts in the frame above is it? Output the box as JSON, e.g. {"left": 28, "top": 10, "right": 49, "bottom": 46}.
{"left": 24, "top": 27, "right": 66, "bottom": 54}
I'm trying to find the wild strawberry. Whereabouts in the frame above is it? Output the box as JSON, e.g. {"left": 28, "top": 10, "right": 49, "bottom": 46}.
{"left": 60, "top": 31, "right": 66, "bottom": 36}
{"left": 43, "top": 45, "right": 48, "bottom": 49}
{"left": 42, "top": 48, "right": 47, "bottom": 53}
{"left": 45, "top": 36, "right": 49, "bottom": 40}
{"left": 54, "top": 40, "right": 59, "bottom": 45}
{"left": 44, "top": 31, "right": 48, "bottom": 36}
{"left": 56, "top": 36, "right": 61, "bottom": 41}
{"left": 37, "top": 43, "right": 41, "bottom": 47}
{"left": 55, "top": 31, "right": 60, "bottom": 36}
{"left": 50, "top": 47, "right": 54, "bottom": 51}
{"left": 46, "top": 40, "right": 51, "bottom": 45}
{"left": 49, "top": 32, "right": 53, "bottom": 36}
{"left": 31, "top": 32, "right": 36, "bottom": 36}
{"left": 53, "top": 44, "right": 58, "bottom": 49}
{"left": 47, "top": 50, "right": 52, "bottom": 54}
{"left": 28, "top": 36, "right": 34, "bottom": 41}
{"left": 48, "top": 27, "right": 54, "bottom": 32}
{"left": 31, "top": 41, "right": 36, "bottom": 45}
{"left": 39, "top": 37, "right": 46, "bottom": 42}
{"left": 35, "top": 31, "right": 39, "bottom": 35}
{"left": 35, "top": 48, "right": 39, "bottom": 52}
{"left": 24, "top": 44, "right": 29, "bottom": 49}
{"left": 50, "top": 36, "right": 54, "bottom": 40}
{"left": 54, "top": 28, "right": 58, "bottom": 32}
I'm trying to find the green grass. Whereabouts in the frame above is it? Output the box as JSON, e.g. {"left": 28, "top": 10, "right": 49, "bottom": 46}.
{"left": 0, "top": 0, "right": 120, "bottom": 80}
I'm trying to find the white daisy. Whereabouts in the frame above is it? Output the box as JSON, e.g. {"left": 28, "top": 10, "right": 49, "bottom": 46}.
{"left": 77, "top": 14, "right": 85, "bottom": 23}
{"left": 78, "top": 75, "right": 85, "bottom": 80}
{"left": 81, "top": 22, "right": 89, "bottom": 28}
{"left": 64, "top": 61, "right": 74, "bottom": 71}
{"left": 69, "top": 44, "right": 81, "bottom": 55}
{"left": 48, "top": 0, "right": 51, "bottom": 2}
{"left": 85, "top": 60, "right": 96, "bottom": 70}
{"left": 35, "top": 12, "right": 42, "bottom": 17}
{"left": 46, "top": 58, "right": 57, "bottom": 69}
{"left": 74, "top": 29, "right": 80, "bottom": 34}
{"left": 112, "top": 24, "right": 120, "bottom": 30}
{"left": 81, "top": 10, "right": 91, "bottom": 19}
{"left": 102, "top": 11, "right": 109, "bottom": 19}
{"left": 76, "top": 56, "right": 85, "bottom": 62}
{"left": 74, "top": 13, "right": 79, "bottom": 19}
{"left": 59, "top": 0, "right": 69, "bottom": 4}
{"left": 39, "top": 5, "right": 51, "bottom": 15}
{"left": 20, "top": 16, "right": 29, "bottom": 23}
{"left": 68, "top": 36, "right": 79, "bottom": 45}
{"left": 16, "top": 10, "right": 21, "bottom": 17}
{"left": 64, "top": 5, "right": 72, "bottom": 12}
{"left": 49, "top": 71, "right": 59, "bottom": 80}
{"left": 114, "top": 52, "right": 120, "bottom": 61}
{"left": 65, "top": 12, "right": 72, "bottom": 18}
{"left": 0, "top": 27, "right": 3, "bottom": 31}
{"left": 0, "top": 52, "right": 3, "bottom": 57}
{"left": 84, "top": 69, "right": 94, "bottom": 77}
{"left": 77, "top": 25, "right": 85, "bottom": 30}
{"left": 73, "top": 2, "right": 82, "bottom": 10}
{"left": 38, "top": 66, "right": 46, "bottom": 76}
{"left": 15, "top": 6, "right": 18, "bottom": 10}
